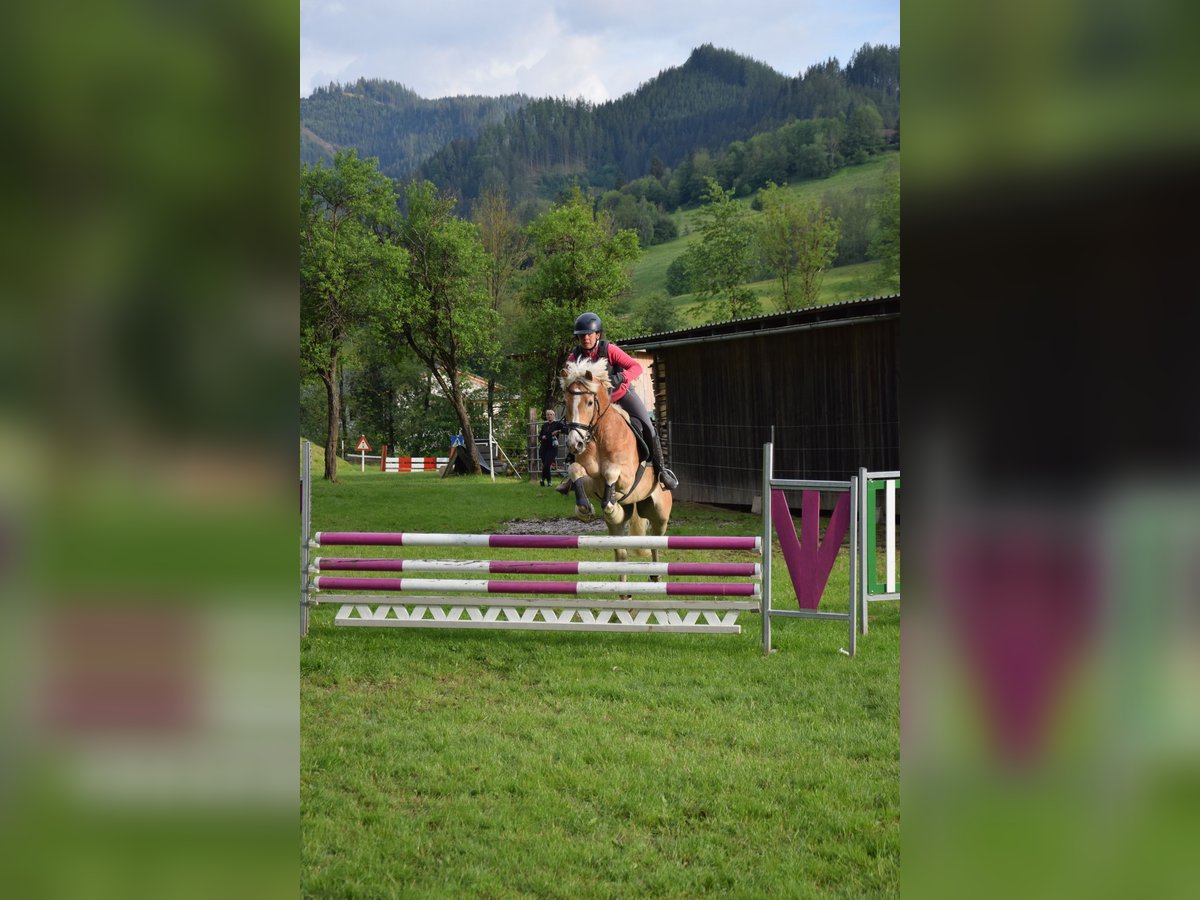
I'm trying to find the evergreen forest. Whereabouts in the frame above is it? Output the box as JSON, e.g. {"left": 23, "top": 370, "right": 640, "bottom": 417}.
{"left": 302, "top": 43, "right": 899, "bottom": 220}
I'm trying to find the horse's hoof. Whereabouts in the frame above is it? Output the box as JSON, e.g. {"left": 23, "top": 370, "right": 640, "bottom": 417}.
{"left": 554, "top": 480, "right": 572, "bottom": 495}
{"left": 576, "top": 504, "right": 594, "bottom": 519}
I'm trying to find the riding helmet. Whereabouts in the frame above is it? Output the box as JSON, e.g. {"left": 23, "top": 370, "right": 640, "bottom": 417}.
{"left": 573, "top": 312, "right": 602, "bottom": 335}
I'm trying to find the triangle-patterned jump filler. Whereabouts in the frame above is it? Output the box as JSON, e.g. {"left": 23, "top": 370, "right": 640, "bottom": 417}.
{"left": 335, "top": 603, "right": 745, "bottom": 634}
{"left": 771, "top": 489, "right": 850, "bottom": 610}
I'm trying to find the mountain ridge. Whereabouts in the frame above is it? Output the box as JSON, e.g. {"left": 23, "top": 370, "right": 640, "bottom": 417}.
{"left": 302, "top": 43, "right": 899, "bottom": 214}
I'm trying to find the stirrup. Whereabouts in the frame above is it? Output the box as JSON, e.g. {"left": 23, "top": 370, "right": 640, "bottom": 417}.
{"left": 658, "top": 467, "right": 679, "bottom": 491}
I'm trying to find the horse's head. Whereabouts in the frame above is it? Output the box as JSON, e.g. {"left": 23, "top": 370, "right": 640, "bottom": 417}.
{"left": 559, "top": 358, "right": 611, "bottom": 455}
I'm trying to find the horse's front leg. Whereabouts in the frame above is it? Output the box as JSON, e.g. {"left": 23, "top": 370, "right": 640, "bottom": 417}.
{"left": 565, "top": 462, "right": 594, "bottom": 518}
{"left": 600, "top": 464, "right": 623, "bottom": 516}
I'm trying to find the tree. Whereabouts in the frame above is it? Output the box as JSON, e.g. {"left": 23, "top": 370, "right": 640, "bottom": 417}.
{"left": 637, "top": 293, "right": 684, "bottom": 335}
{"left": 383, "top": 180, "right": 497, "bottom": 474}
{"left": 824, "top": 185, "right": 878, "bottom": 266}
{"left": 664, "top": 254, "right": 694, "bottom": 297}
{"left": 301, "top": 150, "right": 406, "bottom": 481}
{"left": 793, "top": 201, "right": 840, "bottom": 308}
{"left": 342, "top": 332, "right": 459, "bottom": 455}
{"left": 756, "top": 182, "right": 841, "bottom": 309}
{"left": 517, "top": 186, "right": 639, "bottom": 412}
{"left": 683, "top": 178, "right": 758, "bottom": 321}
{"left": 870, "top": 169, "right": 900, "bottom": 292}
{"left": 843, "top": 102, "right": 884, "bottom": 162}
{"left": 472, "top": 188, "right": 527, "bottom": 415}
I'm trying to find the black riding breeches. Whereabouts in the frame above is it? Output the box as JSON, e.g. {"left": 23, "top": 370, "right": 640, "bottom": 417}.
{"left": 615, "top": 390, "right": 655, "bottom": 442}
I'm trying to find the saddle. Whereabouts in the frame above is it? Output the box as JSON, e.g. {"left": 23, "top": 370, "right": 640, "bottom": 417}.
{"left": 625, "top": 415, "right": 651, "bottom": 463}
{"left": 605, "top": 403, "right": 651, "bottom": 463}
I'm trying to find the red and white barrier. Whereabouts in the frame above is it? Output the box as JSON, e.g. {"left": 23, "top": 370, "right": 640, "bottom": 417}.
{"left": 380, "top": 447, "right": 448, "bottom": 473}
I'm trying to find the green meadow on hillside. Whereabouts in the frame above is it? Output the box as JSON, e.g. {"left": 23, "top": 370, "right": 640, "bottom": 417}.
{"left": 628, "top": 151, "right": 899, "bottom": 328}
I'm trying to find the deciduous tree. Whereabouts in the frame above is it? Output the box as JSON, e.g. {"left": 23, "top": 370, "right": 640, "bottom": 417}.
{"left": 517, "top": 187, "right": 639, "bottom": 412}
{"left": 384, "top": 181, "right": 497, "bottom": 474}
{"left": 870, "top": 170, "right": 900, "bottom": 292}
{"left": 756, "top": 182, "right": 840, "bottom": 309}
{"left": 301, "top": 150, "right": 406, "bottom": 481}
{"left": 472, "top": 188, "right": 527, "bottom": 415}
{"left": 684, "top": 178, "right": 757, "bottom": 321}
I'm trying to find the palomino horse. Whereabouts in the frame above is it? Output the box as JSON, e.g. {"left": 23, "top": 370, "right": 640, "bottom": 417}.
{"left": 557, "top": 358, "right": 673, "bottom": 566}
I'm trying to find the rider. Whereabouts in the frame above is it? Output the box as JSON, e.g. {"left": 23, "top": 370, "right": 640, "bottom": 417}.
{"left": 565, "top": 312, "right": 679, "bottom": 491}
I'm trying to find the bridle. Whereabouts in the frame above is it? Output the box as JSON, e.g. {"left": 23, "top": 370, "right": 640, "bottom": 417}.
{"left": 563, "top": 381, "right": 613, "bottom": 448}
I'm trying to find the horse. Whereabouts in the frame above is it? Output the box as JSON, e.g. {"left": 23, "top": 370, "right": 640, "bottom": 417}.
{"left": 556, "top": 357, "right": 673, "bottom": 569}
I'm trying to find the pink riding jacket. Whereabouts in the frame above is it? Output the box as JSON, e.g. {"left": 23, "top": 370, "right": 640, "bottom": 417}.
{"left": 567, "top": 340, "right": 642, "bottom": 403}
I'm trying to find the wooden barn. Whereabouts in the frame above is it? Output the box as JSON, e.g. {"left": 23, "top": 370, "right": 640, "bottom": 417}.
{"left": 621, "top": 295, "right": 899, "bottom": 508}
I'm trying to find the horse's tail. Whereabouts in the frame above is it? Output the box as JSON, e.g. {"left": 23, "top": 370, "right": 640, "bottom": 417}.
{"left": 626, "top": 502, "right": 652, "bottom": 559}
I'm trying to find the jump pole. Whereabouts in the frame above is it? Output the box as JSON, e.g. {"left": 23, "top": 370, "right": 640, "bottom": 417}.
{"left": 311, "top": 533, "right": 761, "bottom": 550}
{"left": 311, "top": 558, "right": 760, "bottom": 576}
{"left": 301, "top": 439, "right": 312, "bottom": 637}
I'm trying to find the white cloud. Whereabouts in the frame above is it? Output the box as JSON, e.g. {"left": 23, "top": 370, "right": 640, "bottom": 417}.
{"left": 300, "top": 0, "right": 899, "bottom": 98}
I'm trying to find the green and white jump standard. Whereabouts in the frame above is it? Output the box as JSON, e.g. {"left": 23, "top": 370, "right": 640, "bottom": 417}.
{"left": 858, "top": 468, "right": 901, "bottom": 635}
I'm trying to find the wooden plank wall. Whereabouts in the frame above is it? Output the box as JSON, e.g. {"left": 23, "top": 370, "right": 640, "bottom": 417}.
{"left": 656, "top": 317, "right": 899, "bottom": 507}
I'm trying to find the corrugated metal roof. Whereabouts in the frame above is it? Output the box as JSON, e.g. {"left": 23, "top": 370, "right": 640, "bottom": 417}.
{"left": 622, "top": 293, "right": 899, "bottom": 349}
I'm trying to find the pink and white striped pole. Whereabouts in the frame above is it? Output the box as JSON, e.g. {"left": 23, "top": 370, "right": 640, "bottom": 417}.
{"left": 311, "top": 576, "right": 761, "bottom": 597}
{"left": 312, "top": 558, "right": 761, "bottom": 577}
{"left": 312, "top": 532, "right": 761, "bottom": 552}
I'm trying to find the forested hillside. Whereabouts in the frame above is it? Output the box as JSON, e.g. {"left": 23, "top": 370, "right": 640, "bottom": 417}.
{"left": 417, "top": 43, "right": 899, "bottom": 211}
{"left": 300, "top": 78, "right": 531, "bottom": 180}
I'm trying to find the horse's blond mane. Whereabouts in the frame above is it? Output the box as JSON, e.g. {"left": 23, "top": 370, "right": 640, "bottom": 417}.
{"left": 560, "top": 357, "right": 610, "bottom": 392}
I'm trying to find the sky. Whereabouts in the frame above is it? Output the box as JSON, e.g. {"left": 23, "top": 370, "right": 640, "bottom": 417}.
{"left": 300, "top": 0, "right": 899, "bottom": 101}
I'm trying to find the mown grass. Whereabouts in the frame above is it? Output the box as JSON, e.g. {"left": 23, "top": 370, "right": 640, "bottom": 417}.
{"left": 302, "top": 463, "right": 899, "bottom": 897}
{"left": 629, "top": 151, "right": 899, "bottom": 328}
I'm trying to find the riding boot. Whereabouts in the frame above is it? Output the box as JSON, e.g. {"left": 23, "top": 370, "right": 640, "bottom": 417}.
{"left": 648, "top": 431, "right": 679, "bottom": 491}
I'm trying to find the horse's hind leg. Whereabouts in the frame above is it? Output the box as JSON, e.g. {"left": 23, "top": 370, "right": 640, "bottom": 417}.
{"left": 626, "top": 501, "right": 651, "bottom": 561}
{"left": 637, "top": 489, "right": 672, "bottom": 537}
{"left": 604, "top": 513, "right": 632, "bottom": 598}
{"left": 637, "top": 488, "right": 673, "bottom": 581}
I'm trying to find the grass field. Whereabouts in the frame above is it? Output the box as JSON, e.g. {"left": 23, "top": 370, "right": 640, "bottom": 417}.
{"left": 301, "top": 460, "right": 899, "bottom": 896}
{"left": 629, "top": 151, "right": 899, "bottom": 328}
{"left": 658, "top": 260, "right": 887, "bottom": 326}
